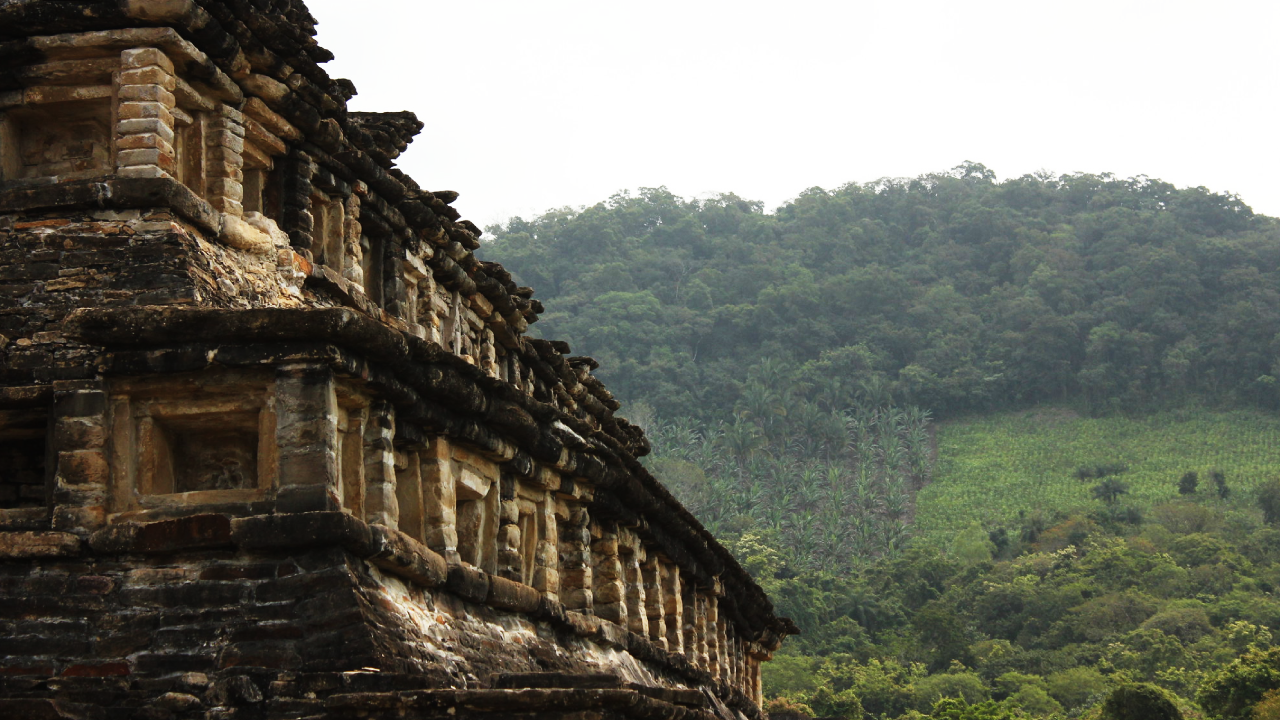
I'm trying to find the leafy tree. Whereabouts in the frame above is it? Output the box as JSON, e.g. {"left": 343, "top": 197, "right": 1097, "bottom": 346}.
{"left": 950, "top": 522, "right": 995, "bottom": 566}
{"left": 1257, "top": 478, "right": 1280, "bottom": 525}
{"left": 1178, "top": 471, "right": 1198, "bottom": 495}
{"left": 1046, "top": 666, "right": 1109, "bottom": 710}
{"left": 1199, "top": 646, "right": 1280, "bottom": 720}
{"left": 1100, "top": 683, "right": 1182, "bottom": 720}
{"left": 1255, "top": 688, "right": 1280, "bottom": 720}
{"left": 927, "top": 698, "right": 1023, "bottom": 720}
{"left": 1093, "top": 478, "right": 1130, "bottom": 505}
{"left": 1007, "top": 685, "right": 1062, "bottom": 717}
{"left": 762, "top": 696, "right": 815, "bottom": 718}
{"left": 486, "top": 169, "right": 1276, "bottom": 424}
{"left": 914, "top": 670, "right": 990, "bottom": 711}
{"left": 1214, "top": 469, "right": 1232, "bottom": 500}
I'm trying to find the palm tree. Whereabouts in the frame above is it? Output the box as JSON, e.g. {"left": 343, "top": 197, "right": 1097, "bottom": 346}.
{"left": 720, "top": 420, "right": 761, "bottom": 481}
{"left": 1093, "top": 478, "right": 1130, "bottom": 505}
{"left": 857, "top": 376, "right": 894, "bottom": 409}
{"left": 735, "top": 382, "right": 782, "bottom": 428}
{"left": 751, "top": 357, "right": 788, "bottom": 387}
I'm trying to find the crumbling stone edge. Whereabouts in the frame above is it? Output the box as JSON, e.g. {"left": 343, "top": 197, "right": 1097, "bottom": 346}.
{"left": 0, "top": 513, "right": 765, "bottom": 719}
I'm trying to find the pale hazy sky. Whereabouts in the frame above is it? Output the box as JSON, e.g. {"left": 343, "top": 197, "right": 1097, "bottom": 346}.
{"left": 306, "top": 1, "right": 1280, "bottom": 228}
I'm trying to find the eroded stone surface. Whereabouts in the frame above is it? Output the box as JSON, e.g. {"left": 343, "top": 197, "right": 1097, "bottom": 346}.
{"left": 0, "top": 1, "right": 793, "bottom": 717}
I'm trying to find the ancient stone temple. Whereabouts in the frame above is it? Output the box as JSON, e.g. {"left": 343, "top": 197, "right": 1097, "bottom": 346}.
{"left": 0, "top": 0, "right": 795, "bottom": 717}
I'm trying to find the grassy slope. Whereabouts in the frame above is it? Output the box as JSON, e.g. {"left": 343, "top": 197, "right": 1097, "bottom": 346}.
{"left": 915, "top": 406, "right": 1280, "bottom": 543}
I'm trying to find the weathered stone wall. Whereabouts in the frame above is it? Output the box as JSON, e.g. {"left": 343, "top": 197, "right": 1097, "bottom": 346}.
{"left": 0, "top": 1, "right": 794, "bottom": 717}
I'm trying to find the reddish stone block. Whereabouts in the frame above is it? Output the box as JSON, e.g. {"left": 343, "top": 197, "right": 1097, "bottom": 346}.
{"left": 73, "top": 575, "right": 115, "bottom": 595}
{"left": 134, "top": 514, "right": 233, "bottom": 553}
{"left": 12, "top": 220, "right": 71, "bottom": 230}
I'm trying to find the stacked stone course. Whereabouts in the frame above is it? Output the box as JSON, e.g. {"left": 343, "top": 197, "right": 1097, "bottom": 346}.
{"left": 0, "top": 1, "right": 795, "bottom": 718}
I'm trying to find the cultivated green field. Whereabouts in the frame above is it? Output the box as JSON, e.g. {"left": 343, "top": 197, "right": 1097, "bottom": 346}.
{"left": 915, "top": 406, "right": 1280, "bottom": 543}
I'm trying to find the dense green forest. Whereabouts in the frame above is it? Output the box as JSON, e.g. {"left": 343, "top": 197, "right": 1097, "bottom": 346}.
{"left": 482, "top": 165, "right": 1280, "bottom": 718}
{"left": 486, "top": 163, "right": 1280, "bottom": 421}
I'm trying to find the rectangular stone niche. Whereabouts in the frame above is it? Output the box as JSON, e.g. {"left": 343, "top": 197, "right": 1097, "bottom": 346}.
{"left": 110, "top": 378, "right": 278, "bottom": 512}
{"left": 140, "top": 411, "right": 259, "bottom": 494}
{"left": 0, "top": 409, "right": 49, "bottom": 510}
{"left": 0, "top": 99, "right": 113, "bottom": 184}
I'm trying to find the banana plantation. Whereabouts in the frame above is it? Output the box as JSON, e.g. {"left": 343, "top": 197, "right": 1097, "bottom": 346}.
{"left": 644, "top": 364, "right": 936, "bottom": 572}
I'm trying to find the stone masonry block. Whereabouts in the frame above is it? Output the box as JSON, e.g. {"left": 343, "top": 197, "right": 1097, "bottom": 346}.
{"left": 218, "top": 104, "right": 246, "bottom": 126}
{"left": 595, "top": 601, "right": 626, "bottom": 623}
{"left": 118, "top": 165, "right": 171, "bottom": 180}
{"left": 117, "top": 133, "right": 175, "bottom": 155}
{"left": 595, "top": 580, "right": 624, "bottom": 605}
{"left": 56, "top": 449, "right": 108, "bottom": 486}
{"left": 425, "top": 526, "right": 457, "bottom": 555}
{"left": 55, "top": 417, "right": 106, "bottom": 449}
{"left": 55, "top": 390, "right": 106, "bottom": 418}
{"left": 206, "top": 161, "right": 243, "bottom": 183}
{"left": 208, "top": 130, "right": 245, "bottom": 154}
{"left": 51, "top": 504, "right": 106, "bottom": 534}
{"left": 0, "top": 532, "right": 81, "bottom": 559}
{"left": 120, "top": 67, "right": 176, "bottom": 91}
{"left": 212, "top": 197, "right": 243, "bottom": 217}
{"left": 208, "top": 178, "right": 243, "bottom": 202}
{"left": 118, "top": 117, "right": 175, "bottom": 144}
{"left": 121, "top": 47, "right": 175, "bottom": 74}
{"left": 52, "top": 483, "right": 106, "bottom": 508}
{"left": 498, "top": 523, "right": 519, "bottom": 550}
{"left": 206, "top": 146, "right": 244, "bottom": 169}
{"left": 118, "top": 101, "right": 174, "bottom": 124}
{"left": 117, "top": 148, "right": 175, "bottom": 172}
{"left": 210, "top": 117, "right": 246, "bottom": 140}
{"left": 534, "top": 566, "right": 559, "bottom": 593}
{"left": 118, "top": 84, "right": 176, "bottom": 108}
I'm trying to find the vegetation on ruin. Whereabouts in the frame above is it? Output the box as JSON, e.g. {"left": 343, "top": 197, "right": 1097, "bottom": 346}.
{"left": 483, "top": 166, "right": 1280, "bottom": 718}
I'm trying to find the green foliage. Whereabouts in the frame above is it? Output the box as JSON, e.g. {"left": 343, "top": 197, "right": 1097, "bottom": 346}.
{"left": 1099, "top": 683, "right": 1182, "bottom": 720}
{"left": 1255, "top": 688, "right": 1280, "bottom": 720}
{"left": 951, "top": 522, "right": 996, "bottom": 566}
{"left": 1006, "top": 686, "right": 1061, "bottom": 717}
{"left": 1214, "top": 470, "right": 1233, "bottom": 500}
{"left": 1092, "top": 479, "right": 1130, "bottom": 505}
{"left": 485, "top": 169, "right": 1276, "bottom": 425}
{"left": 915, "top": 670, "right": 990, "bottom": 711}
{"left": 917, "top": 408, "right": 1280, "bottom": 542}
{"left": 758, "top": 501, "right": 1280, "bottom": 718}
{"left": 483, "top": 171, "right": 1280, "bottom": 719}
{"left": 763, "top": 696, "right": 816, "bottom": 717}
{"left": 1257, "top": 478, "right": 1280, "bottom": 525}
{"left": 1045, "top": 667, "right": 1109, "bottom": 710}
{"left": 645, "top": 398, "right": 935, "bottom": 570}
{"left": 1199, "top": 647, "right": 1280, "bottom": 720}
{"left": 927, "top": 698, "right": 1027, "bottom": 720}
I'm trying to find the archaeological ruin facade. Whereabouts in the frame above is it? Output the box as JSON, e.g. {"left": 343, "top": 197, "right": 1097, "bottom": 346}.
{"left": 0, "top": 1, "right": 795, "bottom": 717}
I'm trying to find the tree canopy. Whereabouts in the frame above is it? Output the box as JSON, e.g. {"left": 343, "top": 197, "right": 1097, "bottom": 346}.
{"left": 483, "top": 165, "right": 1277, "bottom": 422}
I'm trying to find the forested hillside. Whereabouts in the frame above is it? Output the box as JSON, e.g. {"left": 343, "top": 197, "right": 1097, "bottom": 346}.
{"left": 484, "top": 163, "right": 1280, "bottom": 421}
{"left": 481, "top": 166, "right": 1280, "bottom": 719}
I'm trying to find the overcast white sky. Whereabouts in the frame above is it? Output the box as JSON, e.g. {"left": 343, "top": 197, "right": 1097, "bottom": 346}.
{"left": 306, "top": 0, "right": 1280, "bottom": 228}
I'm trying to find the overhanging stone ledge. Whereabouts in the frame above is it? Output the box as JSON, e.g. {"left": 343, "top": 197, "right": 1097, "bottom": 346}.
{"left": 61, "top": 305, "right": 787, "bottom": 637}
